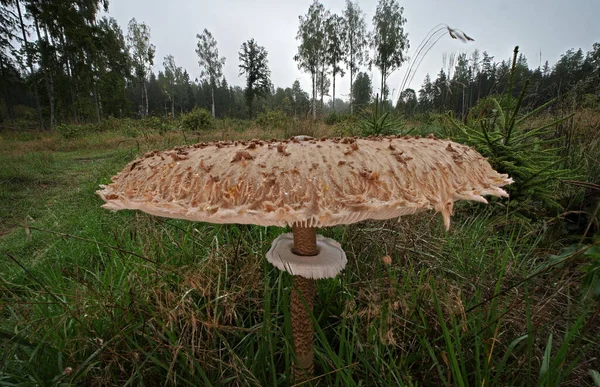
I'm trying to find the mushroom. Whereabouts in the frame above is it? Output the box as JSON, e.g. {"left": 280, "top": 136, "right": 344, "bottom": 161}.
{"left": 97, "top": 135, "right": 512, "bottom": 381}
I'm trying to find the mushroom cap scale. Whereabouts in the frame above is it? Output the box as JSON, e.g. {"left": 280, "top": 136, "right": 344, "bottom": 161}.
{"left": 97, "top": 136, "right": 512, "bottom": 229}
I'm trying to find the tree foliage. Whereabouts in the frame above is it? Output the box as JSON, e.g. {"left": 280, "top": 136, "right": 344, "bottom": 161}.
{"left": 352, "top": 72, "right": 372, "bottom": 109}
{"left": 162, "top": 55, "right": 182, "bottom": 118}
{"left": 0, "top": 1, "right": 599, "bottom": 128}
{"left": 342, "top": 0, "right": 369, "bottom": 114}
{"left": 238, "top": 39, "right": 271, "bottom": 117}
{"left": 295, "top": 0, "right": 327, "bottom": 120}
{"left": 127, "top": 18, "right": 155, "bottom": 118}
{"left": 371, "top": 0, "right": 409, "bottom": 104}
{"left": 324, "top": 13, "right": 345, "bottom": 111}
{"left": 196, "top": 29, "right": 225, "bottom": 118}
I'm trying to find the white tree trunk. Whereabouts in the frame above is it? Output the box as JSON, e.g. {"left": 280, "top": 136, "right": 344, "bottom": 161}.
{"left": 141, "top": 79, "right": 145, "bottom": 117}
{"left": 311, "top": 73, "right": 316, "bottom": 120}
{"left": 144, "top": 81, "right": 149, "bottom": 117}
{"left": 349, "top": 69, "right": 354, "bottom": 115}
{"left": 332, "top": 72, "right": 336, "bottom": 112}
{"left": 211, "top": 86, "right": 216, "bottom": 118}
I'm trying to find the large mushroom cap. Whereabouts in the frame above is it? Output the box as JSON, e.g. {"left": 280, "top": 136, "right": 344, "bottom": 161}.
{"left": 97, "top": 135, "right": 512, "bottom": 229}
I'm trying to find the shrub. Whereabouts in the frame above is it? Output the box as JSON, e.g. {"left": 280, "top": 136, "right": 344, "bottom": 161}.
{"left": 446, "top": 47, "right": 573, "bottom": 218}
{"left": 255, "top": 110, "right": 290, "bottom": 129}
{"left": 324, "top": 112, "right": 345, "bottom": 126}
{"left": 357, "top": 98, "right": 405, "bottom": 137}
{"left": 140, "top": 116, "right": 171, "bottom": 132}
{"left": 56, "top": 123, "right": 101, "bottom": 139}
{"left": 220, "top": 118, "right": 248, "bottom": 133}
{"left": 13, "top": 105, "right": 38, "bottom": 121}
{"left": 181, "top": 108, "right": 213, "bottom": 131}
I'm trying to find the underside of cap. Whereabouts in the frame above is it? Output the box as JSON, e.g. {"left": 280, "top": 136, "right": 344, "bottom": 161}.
{"left": 266, "top": 233, "right": 347, "bottom": 279}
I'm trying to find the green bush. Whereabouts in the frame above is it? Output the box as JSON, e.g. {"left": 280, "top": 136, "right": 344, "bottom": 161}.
{"left": 181, "top": 108, "right": 214, "bottom": 131}
{"left": 255, "top": 110, "right": 290, "bottom": 129}
{"left": 99, "top": 116, "right": 126, "bottom": 132}
{"left": 140, "top": 116, "right": 170, "bottom": 132}
{"left": 357, "top": 98, "right": 405, "bottom": 137}
{"left": 56, "top": 123, "right": 102, "bottom": 139}
{"left": 324, "top": 112, "right": 353, "bottom": 126}
{"left": 219, "top": 118, "right": 248, "bottom": 133}
{"left": 13, "top": 105, "right": 38, "bottom": 121}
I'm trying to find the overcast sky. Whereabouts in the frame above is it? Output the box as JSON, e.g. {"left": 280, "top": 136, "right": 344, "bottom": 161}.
{"left": 105, "top": 0, "right": 599, "bottom": 103}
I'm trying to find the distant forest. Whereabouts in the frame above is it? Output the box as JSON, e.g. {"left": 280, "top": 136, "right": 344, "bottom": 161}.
{"left": 0, "top": 0, "right": 599, "bottom": 128}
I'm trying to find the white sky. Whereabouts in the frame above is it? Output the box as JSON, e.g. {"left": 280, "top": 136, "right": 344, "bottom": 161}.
{"left": 106, "top": 0, "right": 600, "bottom": 103}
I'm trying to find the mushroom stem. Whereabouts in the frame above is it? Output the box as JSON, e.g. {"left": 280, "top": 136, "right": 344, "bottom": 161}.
{"left": 290, "top": 225, "right": 317, "bottom": 381}
{"left": 292, "top": 225, "right": 318, "bottom": 256}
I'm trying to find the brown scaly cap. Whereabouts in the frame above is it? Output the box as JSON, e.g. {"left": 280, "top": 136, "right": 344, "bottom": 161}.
{"left": 97, "top": 135, "right": 512, "bottom": 230}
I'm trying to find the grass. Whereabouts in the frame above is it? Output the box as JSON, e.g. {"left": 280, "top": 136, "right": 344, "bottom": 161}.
{"left": 1, "top": 122, "right": 599, "bottom": 386}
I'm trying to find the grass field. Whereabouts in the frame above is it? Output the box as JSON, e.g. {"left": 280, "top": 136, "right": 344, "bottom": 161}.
{"left": 1, "top": 122, "right": 599, "bottom": 386}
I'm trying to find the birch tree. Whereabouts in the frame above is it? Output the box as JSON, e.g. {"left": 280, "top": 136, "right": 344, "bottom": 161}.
{"left": 294, "top": 0, "right": 327, "bottom": 120}
{"left": 163, "top": 54, "right": 181, "bottom": 118}
{"left": 127, "top": 18, "right": 155, "bottom": 118}
{"left": 371, "top": 0, "right": 409, "bottom": 105}
{"left": 342, "top": 0, "right": 369, "bottom": 114}
{"left": 325, "top": 13, "right": 345, "bottom": 112}
{"left": 196, "top": 29, "right": 225, "bottom": 118}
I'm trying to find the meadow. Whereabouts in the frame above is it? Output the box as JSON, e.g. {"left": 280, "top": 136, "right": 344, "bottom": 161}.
{"left": 1, "top": 110, "right": 599, "bottom": 386}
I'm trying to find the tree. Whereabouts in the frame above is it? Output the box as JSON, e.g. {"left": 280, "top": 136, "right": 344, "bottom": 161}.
{"left": 196, "top": 29, "right": 225, "bottom": 118}
{"left": 295, "top": 0, "right": 327, "bottom": 120}
{"left": 94, "top": 17, "right": 130, "bottom": 119}
{"left": 316, "top": 66, "right": 330, "bottom": 111}
{"left": 127, "top": 18, "right": 155, "bottom": 118}
{"left": 432, "top": 68, "right": 449, "bottom": 111}
{"left": 14, "top": 0, "right": 44, "bottom": 128}
{"left": 0, "top": 0, "right": 19, "bottom": 123}
{"left": 371, "top": 0, "right": 409, "bottom": 105}
{"left": 163, "top": 54, "right": 181, "bottom": 118}
{"left": 352, "top": 71, "right": 372, "bottom": 109}
{"left": 238, "top": 38, "right": 271, "bottom": 117}
{"left": 451, "top": 53, "right": 470, "bottom": 116}
{"left": 324, "top": 14, "right": 345, "bottom": 111}
{"left": 396, "top": 88, "right": 417, "bottom": 116}
{"left": 291, "top": 79, "right": 310, "bottom": 117}
{"left": 342, "top": 0, "right": 369, "bottom": 114}
{"left": 417, "top": 74, "right": 433, "bottom": 112}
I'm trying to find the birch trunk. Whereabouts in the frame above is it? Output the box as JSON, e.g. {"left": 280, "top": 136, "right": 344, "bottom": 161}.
{"left": 332, "top": 71, "right": 336, "bottom": 112}
{"left": 349, "top": 41, "right": 354, "bottom": 115}
{"left": 144, "top": 80, "right": 149, "bottom": 117}
{"left": 211, "top": 86, "right": 215, "bottom": 118}
{"left": 311, "top": 72, "right": 316, "bottom": 120}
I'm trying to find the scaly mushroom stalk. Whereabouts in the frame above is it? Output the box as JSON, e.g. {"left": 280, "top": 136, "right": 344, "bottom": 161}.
{"left": 290, "top": 225, "right": 317, "bottom": 380}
